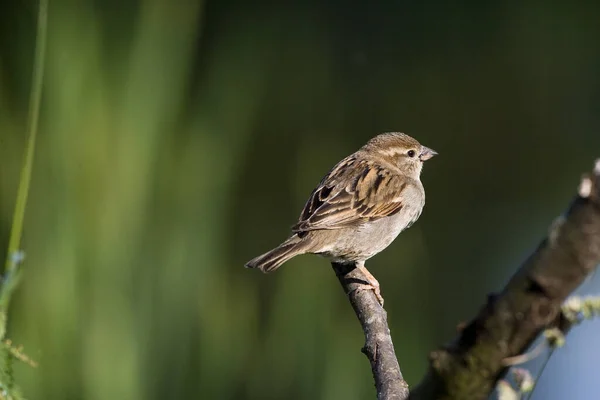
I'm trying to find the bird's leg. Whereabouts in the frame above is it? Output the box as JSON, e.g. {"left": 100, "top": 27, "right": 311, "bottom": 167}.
{"left": 350, "top": 261, "right": 384, "bottom": 306}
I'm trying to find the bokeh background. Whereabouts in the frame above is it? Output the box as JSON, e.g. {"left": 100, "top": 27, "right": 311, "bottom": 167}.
{"left": 1, "top": 1, "right": 600, "bottom": 399}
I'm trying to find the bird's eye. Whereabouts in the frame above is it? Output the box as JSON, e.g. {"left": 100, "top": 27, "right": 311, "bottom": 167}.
{"left": 407, "top": 150, "right": 416, "bottom": 158}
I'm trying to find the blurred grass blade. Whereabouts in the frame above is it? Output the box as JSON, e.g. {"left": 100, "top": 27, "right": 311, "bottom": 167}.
{"left": 0, "top": 0, "right": 48, "bottom": 332}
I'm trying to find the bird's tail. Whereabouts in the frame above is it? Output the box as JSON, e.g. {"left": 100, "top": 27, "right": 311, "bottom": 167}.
{"left": 245, "top": 235, "right": 306, "bottom": 273}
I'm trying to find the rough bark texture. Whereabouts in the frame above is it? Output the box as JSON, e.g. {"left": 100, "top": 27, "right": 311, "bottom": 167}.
{"left": 332, "top": 262, "right": 410, "bottom": 400}
{"left": 334, "top": 160, "right": 600, "bottom": 400}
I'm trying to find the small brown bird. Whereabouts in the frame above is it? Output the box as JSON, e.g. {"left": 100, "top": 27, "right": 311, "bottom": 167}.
{"left": 245, "top": 132, "right": 436, "bottom": 304}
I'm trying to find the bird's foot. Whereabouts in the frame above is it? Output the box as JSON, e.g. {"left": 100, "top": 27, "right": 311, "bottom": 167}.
{"left": 351, "top": 282, "right": 384, "bottom": 306}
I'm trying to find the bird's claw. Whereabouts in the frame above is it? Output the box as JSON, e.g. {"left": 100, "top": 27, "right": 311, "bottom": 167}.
{"left": 349, "top": 283, "right": 385, "bottom": 307}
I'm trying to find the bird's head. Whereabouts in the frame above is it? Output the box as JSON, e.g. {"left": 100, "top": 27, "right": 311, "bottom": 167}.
{"left": 363, "top": 132, "right": 437, "bottom": 178}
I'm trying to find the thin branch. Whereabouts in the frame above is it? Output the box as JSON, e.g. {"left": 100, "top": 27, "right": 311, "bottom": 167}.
{"left": 332, "top": 262, "right": 409, "bottom": 400}
{"left": 409, "top": 160, "right": 600, "bottom": 400}
{"left": 524, "top": 348, "right": 554, "bottom": 400}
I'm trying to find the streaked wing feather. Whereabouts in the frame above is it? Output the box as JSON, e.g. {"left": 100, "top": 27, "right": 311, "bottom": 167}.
{"left": 292, "top": 157, "right": 407, "bottom": 232}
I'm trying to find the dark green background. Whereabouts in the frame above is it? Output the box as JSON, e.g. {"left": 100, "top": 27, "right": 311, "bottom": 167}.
{"left": 1, "top": 1, "right": 599, "bottom": 399}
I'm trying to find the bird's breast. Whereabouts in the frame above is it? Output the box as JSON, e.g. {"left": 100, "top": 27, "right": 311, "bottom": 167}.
{"left": 324, "top": 204, "right": 421, "bottom": 261}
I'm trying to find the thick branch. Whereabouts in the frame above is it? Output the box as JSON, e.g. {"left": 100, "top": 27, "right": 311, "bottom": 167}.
{"left": 410, "top": 160, "right": 600, "bottom": 400}
{"left": 332, "top": 262, "right": 409, "bottom": 400}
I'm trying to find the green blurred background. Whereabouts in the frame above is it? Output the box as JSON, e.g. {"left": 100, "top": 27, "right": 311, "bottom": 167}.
{"left": 1, "top": 1, "right": 600, "bottom": 399}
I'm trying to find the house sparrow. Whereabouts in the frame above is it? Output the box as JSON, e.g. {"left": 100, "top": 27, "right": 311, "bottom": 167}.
{"left": 245, "top": 132, "right": 436, "bottom": 305}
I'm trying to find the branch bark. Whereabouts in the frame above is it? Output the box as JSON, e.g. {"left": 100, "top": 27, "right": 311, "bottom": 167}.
{"left": 334, "top": 160, "right": 600, "bottom": 400}
{"left": 332, "top": 262, "right": 410, "bottom": 400}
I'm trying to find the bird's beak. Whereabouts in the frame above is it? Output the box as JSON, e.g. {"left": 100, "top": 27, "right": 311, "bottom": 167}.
{"left": 419, "top": 146, "right": 438, "bottom": 161}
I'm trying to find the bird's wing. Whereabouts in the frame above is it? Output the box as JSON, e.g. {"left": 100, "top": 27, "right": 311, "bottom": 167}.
{"left": 292, "top": 156, "right": 414, "bottom": 233}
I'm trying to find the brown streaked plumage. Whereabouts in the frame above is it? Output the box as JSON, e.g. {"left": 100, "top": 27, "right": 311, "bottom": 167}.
{"left": 245, "top": 132, "right": 437, "bottom": 304}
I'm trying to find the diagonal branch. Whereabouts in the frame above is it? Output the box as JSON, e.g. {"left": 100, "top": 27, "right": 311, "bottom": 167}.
{"left": 409, "top": 159, "right": 600, "bottom": 400}
{"left": 332, "top": 262, "right": 410, "bottom": 400}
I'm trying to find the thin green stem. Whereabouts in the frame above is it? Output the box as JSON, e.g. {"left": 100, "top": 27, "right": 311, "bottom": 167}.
{"left": 0, "top": 0, "right": 48, "bottom": 325}
{"left": 4, "top": 0, "right": 47, "bottom": 274}
{"left": 0, "top": 1, "right": 48, "bottom": 394}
